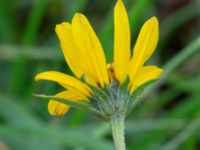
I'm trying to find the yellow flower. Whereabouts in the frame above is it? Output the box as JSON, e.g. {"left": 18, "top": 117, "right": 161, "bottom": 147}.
{"left": 35, "top": 0, "right": 163, "bottom": 117}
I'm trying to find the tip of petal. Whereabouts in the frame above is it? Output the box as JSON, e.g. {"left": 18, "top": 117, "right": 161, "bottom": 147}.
{"left": 73, "top": 13, "right": 84, "bottom": 19}
{"left": 72, "top": 13, "right": 86, "bottom": 25}
{"left": 73, "top": 13, "right": 79, "bottom": 18}
{"left": 116, "top": 0, "right": 124, "bottom": 7}
{"left": 151, "top": 16, "right": 158, "bottom": 20}
{"left": 35, "top": 74, "right": 40, "bottom": 81}
{"left": 55, "top": 22, "right": 71, "bottom": 32}
{"left": 148, "top": 16, "right": 159, "bottom": 25}
{"left": 34, "top": 72, "right": 48, "bottom": 81}
{"left": 159, "top": 68, "right": 164, "bottom": 75}
{"left": 117, "top": 0, "right": 123, "bottom": 2}
{"left": 55, "top": 24, "right": 60, "bottom": 33}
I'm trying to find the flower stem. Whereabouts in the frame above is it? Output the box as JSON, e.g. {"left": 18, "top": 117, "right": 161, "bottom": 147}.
{"left": 110, "top": 114, "right": 126, "bottom": 150}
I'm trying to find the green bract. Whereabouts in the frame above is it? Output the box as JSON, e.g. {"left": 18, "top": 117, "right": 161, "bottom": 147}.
{"left": 34, "top": 78, "right": 156, "bottom": 121}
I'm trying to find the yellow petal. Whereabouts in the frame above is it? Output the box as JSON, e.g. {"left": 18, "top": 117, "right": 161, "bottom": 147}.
{"left": 114, "top": 0, "right": 130, "bottom": 82}
{"left": 48, "top": 100, "right": 68, "bottom": 117}
{"left": 55, "top": 23, "right": 97, "bottom": 86}
{"left": 35, "top": 71, "right": 92, "bottom": 97}
{"left": 130, "top": 66, "right": 163, "bottom": 92}
{"left": 55, "top": 23, "right": 84, "bottom": 78}
{"left": 72, "top": 13, "right": 109, "bottom": 87}
{"left": 128, "top": 17, "right": 159, "bottom": 81}
{"left": 48, "top": 90, "right": 85, "bottom": 116}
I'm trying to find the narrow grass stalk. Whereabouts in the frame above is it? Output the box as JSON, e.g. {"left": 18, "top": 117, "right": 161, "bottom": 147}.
{"left": 160, "top": 114, "right": 200, "bottom": 150}
{"left": 110, "top": 114, "right": 126, "bottom": 150}
{"left": 159, "top": 37, "right": 200, "bottom": 85}
{"left": 160, "top": 0, "right": 200, "bottom": 38}
{"left": 10, "top": 0, "right": 48, "bottom": 94}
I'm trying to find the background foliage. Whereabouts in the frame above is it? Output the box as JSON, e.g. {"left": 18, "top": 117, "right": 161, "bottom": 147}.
{"left": 0, "top": 0, "right": 200, "bottom": 149}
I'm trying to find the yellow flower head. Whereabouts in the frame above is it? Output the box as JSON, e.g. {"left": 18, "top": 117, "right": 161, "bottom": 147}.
{"left": 35, "top": 0, "right": 163, "bottom": 117}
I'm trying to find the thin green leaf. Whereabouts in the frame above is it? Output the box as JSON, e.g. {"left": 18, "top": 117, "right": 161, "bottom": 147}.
{"left": 33, "top": 94, "right": 107, "bottom": 120}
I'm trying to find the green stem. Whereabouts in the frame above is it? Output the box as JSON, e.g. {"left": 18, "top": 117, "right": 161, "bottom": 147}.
{"left": 110, "top": 114, "right": 126, "bottom": 150}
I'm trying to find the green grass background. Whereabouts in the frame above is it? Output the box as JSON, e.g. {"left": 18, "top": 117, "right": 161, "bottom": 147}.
{"left": 0, "top": 0, "right": 200, "bottom": 149}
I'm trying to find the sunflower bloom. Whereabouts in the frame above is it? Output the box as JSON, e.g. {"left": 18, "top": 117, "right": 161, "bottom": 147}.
{"left": 35, "top": 0, "right": 163, "bottom": 117}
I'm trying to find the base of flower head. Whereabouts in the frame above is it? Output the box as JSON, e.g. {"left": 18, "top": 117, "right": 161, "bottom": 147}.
{"left": 34, "top": 78, "right": 157, "bottom": 121}
{"left": 81, "top": 76, "right": 157, "bottom": 120}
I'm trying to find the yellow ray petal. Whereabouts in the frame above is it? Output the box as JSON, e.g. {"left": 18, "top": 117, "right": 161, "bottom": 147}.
{"left": 128, "top": 17, "right": 159, "bottom": 81}
{"left": 55, "top": 22, "right": 96, "bottom": 85}
{"left": 48, "top": 90, "right": 85, "bottom": 117}
{"left": 72, "top": 13, "right": 109, "bottom": 87}
{"left": 130, "top": 66, "right": 163, "bottom": 92}
{"left": 48, "top": 100, "right": 68, "bottom": 117}
{"left": 55, "top": 23, "right": 97, "bottom": 86}
{"left": 35, "top": 71, "right": 92, "bottom": 96}
{"left": 55, "top": 23, "right": 81, "bottom": 78}
{"left": 114, "top": 0, "right": 130, "bottom": 82}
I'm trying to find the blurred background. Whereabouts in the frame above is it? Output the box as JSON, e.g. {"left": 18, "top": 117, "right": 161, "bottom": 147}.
{"left": 0, "top": 0, "right": 200, "bottom": 149}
